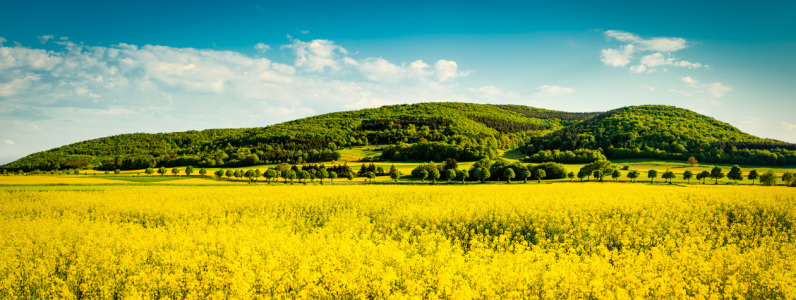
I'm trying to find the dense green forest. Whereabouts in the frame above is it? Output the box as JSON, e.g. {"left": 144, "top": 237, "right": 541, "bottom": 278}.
{"left": 524, "top": 105, "right": 796, "bottom": 165}
{"left": 3, "top": 103, "right": 795, "bottom": 172}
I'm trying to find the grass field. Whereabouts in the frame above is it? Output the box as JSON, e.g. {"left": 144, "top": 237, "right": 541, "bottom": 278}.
{"left": 1, "top": 184, "right": 794, "bottom": 298}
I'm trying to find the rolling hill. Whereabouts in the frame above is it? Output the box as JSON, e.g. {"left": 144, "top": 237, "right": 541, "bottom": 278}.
{"left": 3, "top": 102, "right": 795, "bottom": 171}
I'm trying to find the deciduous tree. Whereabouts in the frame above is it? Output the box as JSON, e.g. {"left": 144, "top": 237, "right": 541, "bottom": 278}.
{"left": 747, "top": 170, "right": 758, "bottom": 185}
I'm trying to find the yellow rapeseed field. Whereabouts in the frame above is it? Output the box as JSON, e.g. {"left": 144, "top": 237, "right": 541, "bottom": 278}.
{"left": 1, "top": 184, "right": 794, "bottom": 299}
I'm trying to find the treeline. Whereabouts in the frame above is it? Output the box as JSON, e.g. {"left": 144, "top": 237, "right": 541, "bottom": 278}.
{"left": 410, "top": 158, "right": 569, "bottom": 183}
{"left": 381, "top": 141, "right": 500, "bottom": 162}
{"left": 494, "top": 105, "right": 602, "bottom": 121}
{"left": 521, "top": 148, "right": 607, "bottom": 163}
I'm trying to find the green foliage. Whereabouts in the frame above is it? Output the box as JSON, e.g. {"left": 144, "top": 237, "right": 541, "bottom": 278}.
{"left": 503, "top": 168, "right": 515, "bottom": 183}
{"left": 759, "top": 170, "right": 777, "bottom": 186}
{"left": 727, "top": 165, "right": 743, "bottom": 183}
{"left": 710, "top": 167, "right": 725, "bottom": 184}
{"left": 683, "top": 170, "right": 693, "bottom": 183}
{"left": 533, "top": 169, "right": 546, "bottom": 183}
{"left": 648, "top": 170, "right": 658, "bottom": 183}
{"left": 532, "top": 105, "right": 796, "bottom": 166}
{"left": 747, "top": 170, "right": 758, "bottom": 185}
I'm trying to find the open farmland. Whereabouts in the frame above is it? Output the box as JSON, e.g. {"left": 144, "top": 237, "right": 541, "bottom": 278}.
{"left": 1, "top": 184, "right": 794, "bottom": 299}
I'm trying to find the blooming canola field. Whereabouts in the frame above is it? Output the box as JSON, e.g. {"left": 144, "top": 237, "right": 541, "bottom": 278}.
{"left": 1, "top": 184, "right": 795, "bottom": 299}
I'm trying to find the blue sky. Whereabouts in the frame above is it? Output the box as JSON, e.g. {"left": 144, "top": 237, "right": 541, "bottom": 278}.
{"left": 1, "top": 0, "right": 795, "bottom": 164}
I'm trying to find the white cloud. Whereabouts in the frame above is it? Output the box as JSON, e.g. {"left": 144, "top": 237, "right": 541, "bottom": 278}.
{"left": 783, "top": 122, "right": 796, "bottom": 130}
{"left": 38, "top": 35, "right": 54, "bottom": 44}
{"left": 604, "top": 30, "right": 687, "bottom": 52}
{"left": 705, "top": 82, "right": 731, "bottom": 98}
{"left": 4, "top": 140, "right": 15, "bottom": 145}
{"left": 533, "top": 85, "right": 574, "bottom": 97}
{"left": 467, "top": 85, "right": 519, "bottom": 98}
{"left": 0, "top": 37, "right": 6, "bottom": 45}
{"left": 254, "top": 43, "right": 271, "bottom": 53}
{"left": 281, "top": 38, "right": 348, "bottom": 72}
{"left": 641, "top": 85, "right": 655, "bottom": 91}
{"left": 435, "top": 60, "right": 467, "bottom": 82}
{"left": 601, "top": 30, "right": 701, "bottom": 73}
{"left": 671, "top": 79, "right": 732, "bottom": 98}
{"left": 601, "top": 45, "right": 634, "bottom": 67}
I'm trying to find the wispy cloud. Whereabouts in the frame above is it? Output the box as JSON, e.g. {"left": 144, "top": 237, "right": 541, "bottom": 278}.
{"left": 38, "top": 35, "right": 54, "bottom": 44}
{"left": 782, "top": 122, "right": 796, "bottom": 130}
{"left": 601, "top": 30, "right": 702, "bottom": 73}
{"left": 254, "top": 42, "right": 271, "bottom": 53}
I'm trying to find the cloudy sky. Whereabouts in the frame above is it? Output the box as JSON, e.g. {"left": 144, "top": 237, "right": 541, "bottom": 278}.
{"left": 1, "top": 0, "right": 795, "bottom": 164}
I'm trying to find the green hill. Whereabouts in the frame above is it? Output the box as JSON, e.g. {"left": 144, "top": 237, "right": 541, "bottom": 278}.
{"left": 3, "top": 103, "right": 796, "bottom": 172}
{"left": 524, "top": 105, "right": 796, "bottom": 165}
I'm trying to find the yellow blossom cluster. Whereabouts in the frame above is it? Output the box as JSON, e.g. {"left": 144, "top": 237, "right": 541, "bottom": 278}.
{"left": 0, "top": 184, "right": 794, "bottom": 299}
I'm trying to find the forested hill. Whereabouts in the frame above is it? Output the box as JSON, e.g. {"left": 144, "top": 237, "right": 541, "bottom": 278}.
{"left": 524, "top": 105, "right": 796, "bottom": 165}
{"left": 3, "top": 103, "right": 795, "bottom": 172}
{"left": 2, "top": 103, "right": 577, "bottom": 171}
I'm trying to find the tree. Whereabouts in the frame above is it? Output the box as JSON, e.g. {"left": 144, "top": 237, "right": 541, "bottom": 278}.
{"left": 114, "top": 169, "right": 121, "bottom": 176}
{"left": 647, "top": 170, "right": 658, "bottom": 183}
{"left": 476, "top": 168, "right": 490, "bottom": 183}
{"left": 443, "top": 158, "right": 458, "bottom": 170}
{"left": 158, "top": 167, "right": 167, "bottom": 176}
{"left": 521, "top": 170, "right": 531, "bottom": 183}
{"left": 611, "top": 170, "right": 621, "bottom": 182}
{"left": 567, "top": 172, "right": 575, "bottom": 182}
{"left": 308, "top": 170, "right": 316, "bottom": 182}
{"left": 759, "top": 170, "right": 777, "bottom": 186}
{"left": 172, "top": 168, "right": 179, "bottom": 177}
{"left": 698, "top": 171, "right": 710, "bottom": 184}
{"left": 534, "top": 169, "right": 546, "bottom": 183}
{"left": 419, "top": 169, "right": 428, "bottom": 182}
{"left": 503, "top": 168, "right": 515, "bottom": 183}
{"left": 783, "top": 171, "right": 794, "bottom": 184}
{"left": 215, "top": 170, "right": 224, "bottom": 179}
{"left": 366, "top": 171, "right": 376, "bottom": 183}
{"left": 687, "top": 156, "right": 698, "bottom": 167}
{"left": 199, "top": 168, "right": 207, "bottom": 178}
{"left": 244, "top": 169, "right": 254, "bottom": 182}
{"left": 627, "top": 170, "right": 639, "bottom": 183}
{"left": 580, "top": 160, "right": 615, "bottom": 181}
{"left": 458, "top": 170, "right": 468, "bottom": 184}
{"left": 683, "top": 170, "right": 693, "bottom": 184}
{"left": 445, "top": 169, "right": 456, "bottom": 183}
{"left": 661, "top": 170, "right": 674, "bottom": 184}
{"left": 288, "top": 170, "right": 297, "bottom": 184}
{"left": 329, "top": 171, "right": 338, "bottom": 183}
{"left": 390, "top": 170, "right": 401, "bottom": 182}
{"left": 347, "top": 172, "right": 354, "bottom": 182}
{"left": 280, "top": 169, "right": 289, "bottom": 183}
{"left": 234, "top": 170, "right": 242, "bottom": 180}
{"left": 299, "top": 170, "right": 310, "bottom": 183}
{"left": 577, "top": 170, "right": 586, "bottom": 182}
{"left": 727, "top": 165, "right": 743, "bottom": 184}
{"left": 747, "top": 170, "right": 759, "bottom": 185}
{"left": 226, "top": 169, "right": 234, "bottom": 180}
{"left": 429, "top": 168, "right": 440, "bottom": 184}
{"left": 185, "top": 166, "right": 194, "bottom": 177}
{"left": 254, "top": 169, "right": 262, "bottom": 182}
{"left": 145, "top": 168, "right": 155, "bottom": 176}
{"left": 318, "top": 168, "right": 328, "bottom": 183}
{"left": 592, "top": 170, "right": 602, "bottom": 182}
{"left": 376, "top": 166, "right": 385, "bottom": 176}
{"left": 265, "top": 169, "right": 277, "bottom": 183}
{"left": 710, "top": 167, "right": 724, "bottom": 184}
